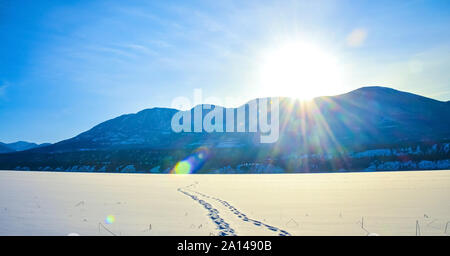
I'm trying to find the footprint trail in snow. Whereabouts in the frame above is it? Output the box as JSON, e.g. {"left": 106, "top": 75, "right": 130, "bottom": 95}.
{"left": 178, "top": 183, "right": 291, "bottom": 236}
{"left": 178, "top": 188, "right": 236, "bottom": 236}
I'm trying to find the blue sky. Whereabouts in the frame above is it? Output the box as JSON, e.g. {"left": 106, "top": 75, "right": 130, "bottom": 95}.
{"left": 1, "top": 0, "right": 449, "bottom": 143}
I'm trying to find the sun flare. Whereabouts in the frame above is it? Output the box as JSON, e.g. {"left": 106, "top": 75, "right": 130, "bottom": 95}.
{"left": 259, "top": 42, "right": 343, "bottom": 100}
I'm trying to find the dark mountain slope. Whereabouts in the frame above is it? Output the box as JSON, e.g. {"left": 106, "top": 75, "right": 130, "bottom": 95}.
{"left": 0, "top": 143, "right": 13, "bottom": 153}
{"left": 275, "top": 87, "right": 450, "bottom": 151}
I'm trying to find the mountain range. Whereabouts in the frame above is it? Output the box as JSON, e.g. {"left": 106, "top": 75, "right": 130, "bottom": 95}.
{"left": 0, "top": 86, "right": 449, "bottom": 173}
{"left": 29, "top": 86, "right": 450, "bottom": 152}
{"left": 0, "top": 141, "right": 51, "bottom": 153}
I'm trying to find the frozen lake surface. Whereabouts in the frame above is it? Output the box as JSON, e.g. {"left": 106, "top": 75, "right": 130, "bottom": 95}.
{"left": 1, "top": 170, "right": 449, "bottom": 236}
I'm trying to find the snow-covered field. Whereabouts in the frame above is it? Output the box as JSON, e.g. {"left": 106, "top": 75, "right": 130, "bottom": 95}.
{"left": 1, "top": 170, "right": 449, "bottom": 236}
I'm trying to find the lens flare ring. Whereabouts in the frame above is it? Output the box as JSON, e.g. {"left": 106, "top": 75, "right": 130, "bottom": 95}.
{"left": 171, "top": 147, "right": 209, "bottom": 174}
{"left": 105, "top": 215, "right": 115, "bottom": 224}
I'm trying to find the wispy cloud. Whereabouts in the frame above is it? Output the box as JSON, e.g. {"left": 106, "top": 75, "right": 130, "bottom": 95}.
{"left": 0, "top": 83, "right": 9, "bottom": 99}
{"left": 346, "top": 28, "right": 368, "bottom": 48}
{"left": 89, "top": 45, "right": 136, "bottom": 58}
{"left": 123, "top": 44, "right": 158, "bottom": 56}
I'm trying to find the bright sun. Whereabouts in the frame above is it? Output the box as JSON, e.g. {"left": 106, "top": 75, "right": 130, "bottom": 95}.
{"left": 259, "top": 42, "right": 343, "bottom": 100}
